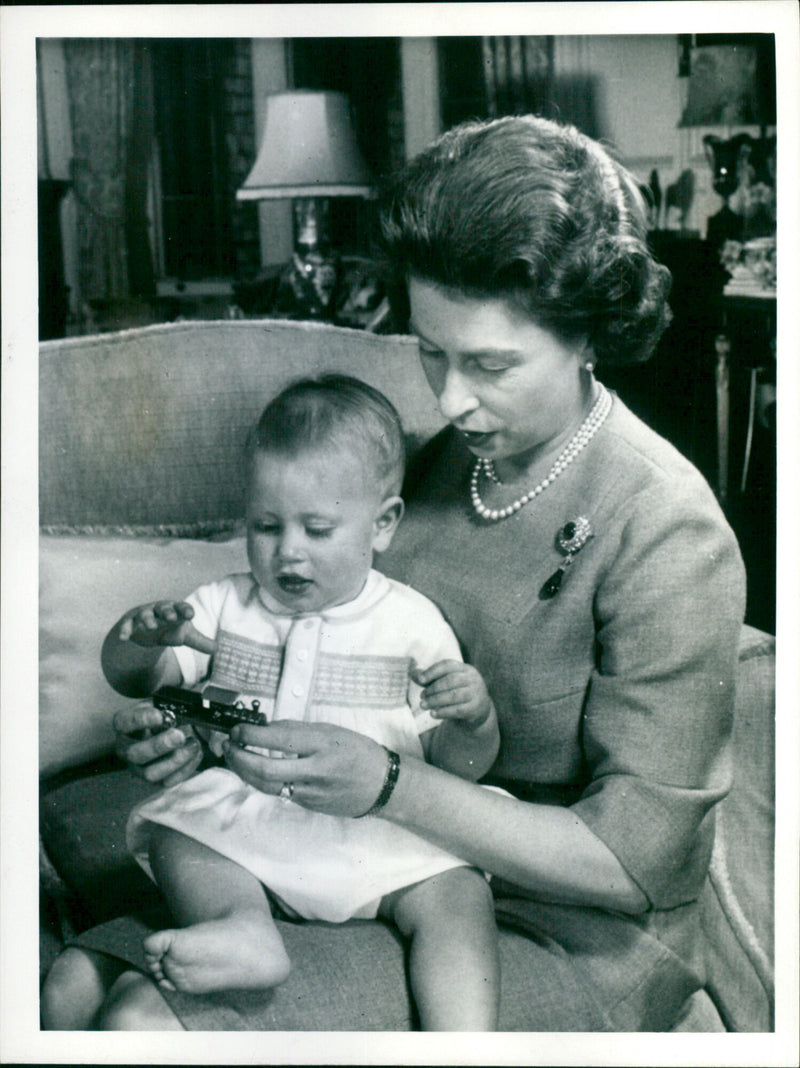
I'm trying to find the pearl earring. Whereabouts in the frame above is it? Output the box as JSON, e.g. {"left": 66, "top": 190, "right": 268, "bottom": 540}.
{"left": 585, "top": 360, "right": 595, "bottom": 373}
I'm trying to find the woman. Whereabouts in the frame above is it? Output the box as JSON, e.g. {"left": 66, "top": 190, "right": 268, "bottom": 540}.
{"left": 43, "top": 116, "right": 745, "bottom": 1031}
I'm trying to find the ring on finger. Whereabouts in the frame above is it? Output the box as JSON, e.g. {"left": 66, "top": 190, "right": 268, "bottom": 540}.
{"left": 279, "top": 782, "right": 294, "bottom": 803}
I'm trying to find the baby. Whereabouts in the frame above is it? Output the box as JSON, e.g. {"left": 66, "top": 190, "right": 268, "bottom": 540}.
{"left": 101, "top": 374, "right": 501, "bottom": 1031}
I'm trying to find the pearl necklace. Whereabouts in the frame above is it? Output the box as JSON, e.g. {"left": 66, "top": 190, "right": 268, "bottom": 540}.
{"left": 469, "top": 384, "right": 612, "bottom": 521}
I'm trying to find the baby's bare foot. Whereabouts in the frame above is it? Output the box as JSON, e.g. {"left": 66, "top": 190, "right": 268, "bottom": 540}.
{"left": 142, "top": 909, "right": 291, "bottom": 995}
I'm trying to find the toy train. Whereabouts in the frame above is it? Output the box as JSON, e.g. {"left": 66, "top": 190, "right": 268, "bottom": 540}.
{"left": 153, "top": 685, "right": 268, "bottom": 734}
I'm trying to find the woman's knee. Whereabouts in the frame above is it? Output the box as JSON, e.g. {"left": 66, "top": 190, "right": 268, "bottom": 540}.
{"left": 97, "top": 970, "right": 184, "bottom": 1031}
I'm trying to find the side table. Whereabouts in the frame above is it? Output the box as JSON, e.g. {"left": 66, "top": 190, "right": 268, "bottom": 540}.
{"left": 713, "top": 290, "right": 776, "bottom": 504}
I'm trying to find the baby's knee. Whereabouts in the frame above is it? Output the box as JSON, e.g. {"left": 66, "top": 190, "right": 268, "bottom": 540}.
{"left": 388, "top": 866, "right": 492, "bottom": 934}
{"left": 42, "top": 946, "right": 116, "bottom": 1029}
{"left": 42, "top": 945, "right": 88, "bottom": 987}
{"left": 435, "top": 866, "right": 494, "bottom": 913}
{"left": 426, "top": 865, "right": 491, "bottom": 896}
{"left": 41, "top": 948, "right": 81, "bottom": 1028}
{"left": 97, "top": 971, "right": 181, "bottom": 1031}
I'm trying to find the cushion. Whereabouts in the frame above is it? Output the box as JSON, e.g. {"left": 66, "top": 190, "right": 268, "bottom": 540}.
{"left": 39, "top": 320, "right": 443, "bottom": 529}
{"left": 39, "top": 533, "right": 248, "bottom": 777}
{"left": 700, "top": 624, "right": 775, "bottom": 1031}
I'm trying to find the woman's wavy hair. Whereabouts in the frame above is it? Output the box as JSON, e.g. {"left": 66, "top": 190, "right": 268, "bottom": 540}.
{"left": 377, "top": 115, "right": 672, "bottom": 365}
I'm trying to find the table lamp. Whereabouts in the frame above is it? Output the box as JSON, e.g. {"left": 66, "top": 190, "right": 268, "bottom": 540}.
{"left": 237, "top": 90, "right": 373, "bottom": 318}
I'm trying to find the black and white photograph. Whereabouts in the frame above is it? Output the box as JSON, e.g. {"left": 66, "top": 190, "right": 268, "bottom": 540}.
{"left": 2, "top": 2, "right": 798, "bottom": 1064}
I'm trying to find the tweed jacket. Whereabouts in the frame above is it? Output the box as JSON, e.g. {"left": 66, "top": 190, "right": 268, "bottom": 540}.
{"left": 380, "top": 390, "right": 746, "bottom": 911}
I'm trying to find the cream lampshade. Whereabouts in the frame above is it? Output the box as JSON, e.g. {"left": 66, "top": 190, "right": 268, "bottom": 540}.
{"left": 237, "top": 90, "right": 373, "bottom": 319}
{"left": 237, "top": 90, "right": 373, "bottom": 200}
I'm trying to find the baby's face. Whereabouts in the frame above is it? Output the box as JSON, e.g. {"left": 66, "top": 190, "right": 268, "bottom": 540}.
{"left": 246, "top": 448, "right": 393, "bottom": 614}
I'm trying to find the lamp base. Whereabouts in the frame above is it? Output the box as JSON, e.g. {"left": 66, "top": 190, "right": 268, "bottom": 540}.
{"left": 287, "top": 246, "right": 340, "bottom": 319}
{"left": 283, "top": 198, "right": 336, "bottom": 318}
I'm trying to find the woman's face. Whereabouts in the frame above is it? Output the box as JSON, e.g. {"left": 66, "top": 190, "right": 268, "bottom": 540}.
{"left": 408, "top": 277, "right": 590, "bottom": 469}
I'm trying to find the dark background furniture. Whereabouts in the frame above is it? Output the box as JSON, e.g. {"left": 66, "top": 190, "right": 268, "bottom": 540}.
{"left": 602, "top": 234, "right": 776, "bottom": 633}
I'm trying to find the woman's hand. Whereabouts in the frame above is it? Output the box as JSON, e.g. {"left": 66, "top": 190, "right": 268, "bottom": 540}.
{"left": 222, "top": 721, "right": 389, "bottom": 818}
{"left": 113, "top": 700, "right": 204, "bottom": 788}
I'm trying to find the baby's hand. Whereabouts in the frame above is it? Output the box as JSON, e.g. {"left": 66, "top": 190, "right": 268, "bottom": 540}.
{"left": 118, "top": 601, "right": 216, "bottom": 655}
{"left": 411, "top": 659, "right": 495, "bottom": 729}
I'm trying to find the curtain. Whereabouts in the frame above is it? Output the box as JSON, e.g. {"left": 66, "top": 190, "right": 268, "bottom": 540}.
{"left": 481, "top": 37, "right": 554, "bottom": 118}
{"left": 63, "top": 39, "right": 155, "bottom": 306}
{"left": 549, "top": 36, "right": 600, "bottom": 138}
{"left": 481, "top": 36, "right": 600, "bottom": 139}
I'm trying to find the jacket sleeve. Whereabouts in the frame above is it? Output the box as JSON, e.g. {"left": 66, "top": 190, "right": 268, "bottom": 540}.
{"left": 571, "top": 479, "right": 746, "bottom": 908}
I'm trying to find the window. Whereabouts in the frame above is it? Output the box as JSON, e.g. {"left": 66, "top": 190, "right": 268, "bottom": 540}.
{"left": 151, "top": 40, "right": 260, "bottom": 282}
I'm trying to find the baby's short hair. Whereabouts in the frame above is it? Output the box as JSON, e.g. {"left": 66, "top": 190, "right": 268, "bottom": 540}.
{"left": 248, "top": 374, "right": 406, "bottom": 497}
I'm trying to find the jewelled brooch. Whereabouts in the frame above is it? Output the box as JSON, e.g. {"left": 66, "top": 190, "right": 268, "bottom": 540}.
{"left": 539, "top": 516, "right": 593, "bottom": 599}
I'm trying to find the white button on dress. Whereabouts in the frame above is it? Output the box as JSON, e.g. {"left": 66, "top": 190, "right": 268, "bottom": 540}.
{"left": 273, "top": 616, "right": 322, "bottom": 719}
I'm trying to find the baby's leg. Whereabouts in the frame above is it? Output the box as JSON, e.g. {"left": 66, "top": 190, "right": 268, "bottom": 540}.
{"left": 41, "top": 946, "right": 127, "bottom": 1029}
{"left": 96, "top": 969, "right": 184, "bottom": 1030}
{"left": 381, "top": 866, "right": 499, "bottom": 1031}
{"left": 142, "top": 823, "right": 290, "bottom": 995}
